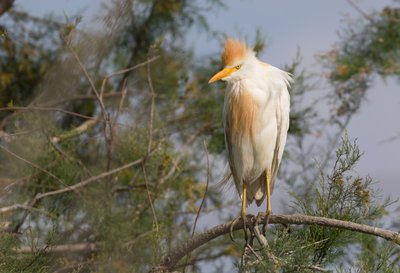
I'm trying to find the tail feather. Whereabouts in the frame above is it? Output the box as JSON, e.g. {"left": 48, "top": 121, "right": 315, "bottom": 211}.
{"left": 216, "top": 165, "right": 233, "bottom": 191}
{"left": 249, "top": 173, "right": 276, "bottom": 207}
{"left": 217, "top": 165, "right": 276, "bottom": 208}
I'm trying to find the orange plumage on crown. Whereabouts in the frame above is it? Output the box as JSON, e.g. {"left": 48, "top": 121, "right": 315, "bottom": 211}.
{"left": 222, "top": 38, "right": 248, "bottom": 66}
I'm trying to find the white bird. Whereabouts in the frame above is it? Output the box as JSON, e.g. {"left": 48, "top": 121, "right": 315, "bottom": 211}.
{"left": 208, "top": 38, "right": 292, "bottom": 230}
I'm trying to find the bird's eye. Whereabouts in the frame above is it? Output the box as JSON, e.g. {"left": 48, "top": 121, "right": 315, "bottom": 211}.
{"left": 234, "top": 64, "right": 242, "bottom": 70}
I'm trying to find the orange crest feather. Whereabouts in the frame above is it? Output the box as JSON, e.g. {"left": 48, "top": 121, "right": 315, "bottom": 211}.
{"left": 222, "top": 38, "right": 248, "bottom": 66}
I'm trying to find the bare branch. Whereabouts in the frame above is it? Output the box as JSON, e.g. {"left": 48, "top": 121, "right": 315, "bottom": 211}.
{"left": 15, "top": 243, "right": 98, "bottom": 253}
{"left": 0, "top": 144, "right": 66, "bottom": 186}
{"left": 156, "top": 214, "right": 400, "bottom": 270}
{"left": 0, "top": 106, "right": 98, "bottom": 122}
{"left": 146, "top": 60, "right": 156, "bottom": 152}
{"left": 191, "top": 141, "right": 210, "bottom": 236}
{"left": 112, "top": 85, "right": 128, "bottom": 130}
{"left": 51, "top": 117, "right": 99, "bottom": 143}
{"left": 0, "top": 128, "right": 46, "bottom": 142}
{"left": 345, "top": 0, "right": 375, "bottom": 23}
{"left": 43, "top": 92, "right": 125, "bottom": 107}
{"left": 158, "top": 123, "right": 212, "bottom": 185}
{"left": 100, "top": 56, "right": 160, "bottom": 98}
{"left": 66, "top": 41, "right": 114, "bottom": 171}
{"left": 112, "top": 183, "right": 152, "bottom": 193}
{"left": 141, "top": 162, "right": 159, "bottom": 231}
{"left": 0, "top": 148, "right": 158, "bottom": 219}
{"left": 182, "top": 141, "right": 211, "bottom": 273}
{"left": 0, "top": 0, "right": 14, "bottom": 16}
{"left": 67, "top": 44, "right": 105, "bottom": 114}
{"left": 0, "top": 203, "right": 50, "bottom": 216}
{"left": 48, "top": 137, "right": 92, "bottom": 177}
{"left": 35, "top": 148, "right": 157, "bottom": 201}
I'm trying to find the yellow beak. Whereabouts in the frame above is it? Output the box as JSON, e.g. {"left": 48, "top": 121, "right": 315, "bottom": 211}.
{"left": 208, "top": 67, "right": 237, "bottom": 84}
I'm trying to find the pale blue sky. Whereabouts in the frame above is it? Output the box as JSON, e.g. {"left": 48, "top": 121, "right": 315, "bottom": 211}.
{"left": 15, "top": 0, "right": 400, "bottom": 206}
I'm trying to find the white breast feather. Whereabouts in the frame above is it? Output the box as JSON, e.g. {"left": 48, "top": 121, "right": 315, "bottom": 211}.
{"left": 223, "top": 63, "right": 292, "bottom": 205}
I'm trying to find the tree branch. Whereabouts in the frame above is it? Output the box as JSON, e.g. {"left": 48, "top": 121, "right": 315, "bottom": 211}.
{"left": 0, "top": 106, "right": 131, "bottom": 129}
{"left": 345, "top": 0, "right": 375, "bottom": 23}
{"left": 34, "top": 149, "right": 157, "bottom": 200}
{"left": 16, "top": 243, "right": 98, "bottom": 253}
{"left": 0, "top": 144, "right": 66, "bottom": 186}
{"left": 0, "top": 0, "right": 14, "bottom": 16}
{"left": 153, "top": 214, "right": 400, "bottom": 271}
{"left": 0, "top": 148, "right": 158, "bottom": 218}
{"left": 0, "top": 106, "right": 98, "bottom": 121}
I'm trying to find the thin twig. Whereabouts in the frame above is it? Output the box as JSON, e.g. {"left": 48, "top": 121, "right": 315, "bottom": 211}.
{"left": 48, "top": 136, "right": 92, "bottom": 177}
{"left": 113, "top": 84, "right": 128, "bottom": 130}
{"left": 34, "top": 148, "right": 157, "bottom": 201}
{"left": 247, "top": 243, "right": 263, "bottom": 265}
{"left": 43, "top": 92, "right": 125, "bottom": 107}
{"left": 0, "top": 144, "right": 66, "bottom": 186}
{"left": 67, "top": 42, "right": 113, "bottom": 171}
{"left": 100, "top": 56, "right": 160, "bottom": 99}
{"left": 67, "top": 44, "right": 106, "bottom": 114}
{"left": 51, "top": 117, "right": 99, "bottom": 143}
{"left": 112, "top": 183, "right": 153, "bottom": 193}
{"left": 0, "top": 203, "right": 51, "bottom": 216}
{"left": 141, "top": 162, "right": 159, "bottom": 231}
{"left": 0, "top": 106, "right": 98, "bottom": 122}
{"left": 307, "top": 265, "right": 332, "bottom": 272}
{"left": 0, "top": 128, "right": 46, "bottom": 143}
{"left": 15, "top": 243, "right": 98, "bottom": 253}
{"left": 252, "top": 223, "right": 268, "bottom": 247}
{"left": 0, "top": 106, "right": 130, "bottom": 131}
{"left": 191, "top": 141, "right": 211, "bottom": 237}
{"left": 183, "top": 141, "right": 211, "bottom": 273}
{"left": 158, "top": 123, "right": 212, "bottom": 185}
{"left": 146, "top": 60, "right": 156, "bottom": 153}
{"left": 0, "top": 106, "right": 131, "bottom": 128}
{"left": 0, "top": 66, "right": 50, "bottom": 130}
{"left": 4, "top": 151, "right": 155, "bottom": 232}
{"left": 251, "top": 223, "right": 281, "bottom": 269}
{"left": 345, "top": 0, "right": 375, "bottom": 23}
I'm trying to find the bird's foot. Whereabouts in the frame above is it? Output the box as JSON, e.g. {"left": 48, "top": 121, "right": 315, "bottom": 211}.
{"left": 255, "top": 210, "right": 272, "bottom": 235}
{"left": 229, "top": 214, "right": 253, "bottom": 243}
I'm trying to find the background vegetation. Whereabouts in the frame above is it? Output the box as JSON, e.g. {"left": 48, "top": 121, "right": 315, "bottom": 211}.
{"left": 0, "top": 0, "right": 399, "bottom": 272}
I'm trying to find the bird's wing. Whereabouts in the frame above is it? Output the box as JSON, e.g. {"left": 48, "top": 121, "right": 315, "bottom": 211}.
{"left": 270, "top": 79, "right": 291, "bottom": 190}
{"left": 223, "top": 102, "right": 241, "bottom": 195}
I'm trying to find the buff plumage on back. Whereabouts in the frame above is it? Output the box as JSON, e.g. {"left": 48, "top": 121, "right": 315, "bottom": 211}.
{"left": 222, "top": 38, "right": 248, "bottom": 66}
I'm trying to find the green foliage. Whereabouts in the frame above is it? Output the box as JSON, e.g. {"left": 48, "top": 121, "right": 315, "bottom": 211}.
{"left": 295, "top": 134, "right": 389, "bottom": 264}
{"left": 285, "top": 53, "right": 316, "bottom": 138}
{"left": 0, "top": 11, "right": 60, "bottom": 122}
{"left": 239, "top": 134, "right": 396, "bottom": 272}
{"left": 0, "top": 233, "right": 49, "bottom": 273}
{"left": 322, "top": 3, "right": 400, "bottom": 116}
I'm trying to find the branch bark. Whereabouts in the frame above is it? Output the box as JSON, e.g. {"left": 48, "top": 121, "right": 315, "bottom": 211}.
{"left": 0, "top": 0, "right": 14, "bottom": 16}
{"left": 0, "top": 149, "right": 158, "bottom": 218}
{"left": 16, "top": 243, "right": 98, "bottom": 253}
{"left": 152, "top": 214, "right": 400, "bottom": 272}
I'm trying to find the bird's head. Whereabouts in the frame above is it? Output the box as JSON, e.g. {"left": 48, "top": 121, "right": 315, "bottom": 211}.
{"left": 208, "top": 38, "right": 255, "bottom": 84}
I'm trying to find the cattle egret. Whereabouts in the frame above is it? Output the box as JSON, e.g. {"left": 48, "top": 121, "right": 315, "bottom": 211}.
{"left": 209, "top": 38, "right": 292, "bottom": 236}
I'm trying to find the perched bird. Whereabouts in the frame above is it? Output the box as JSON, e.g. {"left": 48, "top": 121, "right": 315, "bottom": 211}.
{"left": 208, "top": 38, "right": 292, "bottom": 231}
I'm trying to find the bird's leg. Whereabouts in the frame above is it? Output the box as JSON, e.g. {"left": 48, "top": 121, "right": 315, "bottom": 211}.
{"left": 229, "top": 182, "right": 249, "bottom": 242}
{"left": 241, "top": 182, "right": 248, "bottom": 242}
{"left": 262, "top": 169, "right": 272, "bottom": 234}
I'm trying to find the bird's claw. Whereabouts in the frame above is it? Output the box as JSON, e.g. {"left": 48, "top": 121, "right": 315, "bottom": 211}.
{"left": 229, "top": 216, "right": 241, "bottom": 242}
{"left": 255, "top": 210, "right": 271, "bottom": 235}
{"left": 229, "top": 214, "right": 254, "bottom": 243}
